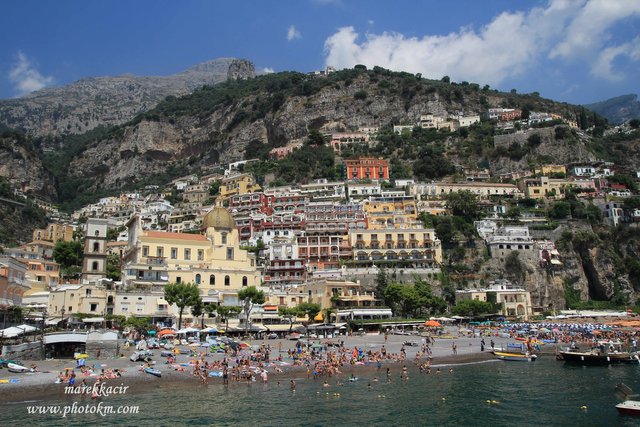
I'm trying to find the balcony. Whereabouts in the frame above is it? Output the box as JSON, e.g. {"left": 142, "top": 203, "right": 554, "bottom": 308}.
{"left": 146, "top": 257, "right": 167, "bottom": 266}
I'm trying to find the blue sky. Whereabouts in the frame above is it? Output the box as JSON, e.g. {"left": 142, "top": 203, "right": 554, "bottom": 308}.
{"left": 1, "top": 0, "right": 639, "bottom": 104}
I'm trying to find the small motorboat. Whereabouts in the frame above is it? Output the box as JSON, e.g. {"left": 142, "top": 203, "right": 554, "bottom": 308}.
{"left": 7, "top": 363, "right": 30, "bottom": 373}
{"left": 144, "top": 367, "right": 161, "bottom": 378}
{"left": 616, "top": 400, "right": 640, "bottom": 416}
{"left": 492, "top": 351, "right": 537, "bottom": 362}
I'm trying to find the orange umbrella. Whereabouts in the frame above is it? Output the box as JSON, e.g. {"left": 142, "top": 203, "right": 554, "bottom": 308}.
{"left": 158, "top": 329, "right": 176, "bottom": 337}
{"left": 424, "top": 320, "right": 442, "bottom": 327}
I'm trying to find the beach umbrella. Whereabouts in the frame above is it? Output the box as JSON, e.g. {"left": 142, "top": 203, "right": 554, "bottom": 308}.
{"left": 539, "top": 328, "right": 551, "bottom": 333}
{"left": 147, "top": 330, "right": 157, "bottom": 335}
{"left": 424, "top": 320, "right": 441, "bottom": 327}
{"left": 158, "top": 329, "right": 176, "bottom": 337}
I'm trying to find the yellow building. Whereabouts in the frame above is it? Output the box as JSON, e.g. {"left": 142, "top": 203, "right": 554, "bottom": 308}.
{"left": 123, "top": 207, "right": 261, "bottom": 306}
{"left": 219, "top": 173, "right": 261, "bottom": 200}
{"left": 521, "top": 176, "right": 573, "bottom": 199}
{"left": 363, "top": 196, "right": 417, "bottom": 229}
{"left": 535, "top": 165, "right": 567, "bottom": 176}
{"left": 349, "top": 226, "right": 442, "bottom": 267}
{"left": 32, "top": 223, "right": 74, "bottom": 243}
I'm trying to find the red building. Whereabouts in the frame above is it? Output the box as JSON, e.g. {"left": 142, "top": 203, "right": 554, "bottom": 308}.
{"left": 345, "top": 157, "right": 390, "bottom": 181}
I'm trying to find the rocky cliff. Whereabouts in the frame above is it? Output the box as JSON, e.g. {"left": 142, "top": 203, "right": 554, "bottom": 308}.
{"left": 61, "top": 69, "right": 595, "bottom": 193}
{"left": 0, "top": 58, "right": 255, "bottom": 138}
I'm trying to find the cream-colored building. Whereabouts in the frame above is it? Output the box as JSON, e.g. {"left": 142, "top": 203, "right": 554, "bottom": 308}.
{"left": 301, "top": 279, "right": 377, "bottom": 311}
{"left": 349, "top": 226, "right": 442, "bottom": 267}
{"left": 435, "top": 182, "right": 522, "bottom": 199}
{"left": 48, "top": 283, "right": 113, "bottom": 320}
{"left": 456, "top": 280, "right": 533, "bottom": 320}
{"left": 123, "top": 207, "right": 261, "bottom": 307}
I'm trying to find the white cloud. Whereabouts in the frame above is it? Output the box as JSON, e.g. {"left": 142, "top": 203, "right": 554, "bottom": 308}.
{"left": 550, "top": 0, "right": 640, "bottom": 60}
{"left": 591, "top": 36, "right": 640, "bottom": 81}
{"left": 323, "top": 0, "right": 640, "bottom": 86}
{"left": 287, "top": 25, "right": 301, "bottom": 41}
{"left": 262, "top": 67, "right": 275, "bottom": 74}
{"left": 8, "top": 51, "right": 54, "bottom": 96}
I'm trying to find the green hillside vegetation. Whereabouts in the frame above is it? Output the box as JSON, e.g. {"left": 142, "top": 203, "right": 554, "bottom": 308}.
{"left": 10, "top": 66, "right": 623, "bottom": 211}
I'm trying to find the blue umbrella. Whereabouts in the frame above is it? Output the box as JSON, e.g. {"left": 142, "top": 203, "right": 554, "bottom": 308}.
{"left": 147, "top": 330, "right": 157, "bottom": 335}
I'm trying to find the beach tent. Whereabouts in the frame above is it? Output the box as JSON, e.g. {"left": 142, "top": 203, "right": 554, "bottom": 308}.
{"left": 0, "top": 324, "right": 38, "bottom": 338}
{"left": 424, "top": 320, "right": 441, "bottom": 328}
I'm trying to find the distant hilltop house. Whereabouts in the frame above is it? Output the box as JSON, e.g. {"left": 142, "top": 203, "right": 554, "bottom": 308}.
{"left": 329, "top": 132, "right": 370, "bottom": 153}
{"left": 344, "top": 157, "right": 390, "bottom": 181}
{"left": 269, "top": 142, "right": 303, "bottom": 160}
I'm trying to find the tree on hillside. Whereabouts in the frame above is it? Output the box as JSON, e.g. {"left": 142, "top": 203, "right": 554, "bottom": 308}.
{"left": 106, "top": 253, "right": 122, "bottom": 281}
{"left": 238, "top": 286, "right": 266, "bottom": 334}
{"left": 375, "top": 266, "right": 389, "bottom": 300}
{"left": 451, "top": 299, "right": 496, "bottom": 317}
{"left": 164, "top": 282, "right": 202, "bottom": 330}
{"left": 53, "top": 240, "right": 83, "bottom": 279}
{"left": 445, "top": 191, "right": 481, "bottom": 221}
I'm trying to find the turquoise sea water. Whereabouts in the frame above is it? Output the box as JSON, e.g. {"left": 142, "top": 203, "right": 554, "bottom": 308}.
{"left": 4, "top": 359, "right": 640, "bottom": 427}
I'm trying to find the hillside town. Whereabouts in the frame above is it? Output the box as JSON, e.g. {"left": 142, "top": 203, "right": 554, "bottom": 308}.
{"left": 2, "top": 106, "right": 640, "bottom": 350}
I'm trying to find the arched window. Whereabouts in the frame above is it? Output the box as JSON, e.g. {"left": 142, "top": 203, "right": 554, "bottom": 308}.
{"left": 95, "top": 230, "right": 100, "bottom": 236}
{"left": 93, "top": 242, "right": 100, "bottom": 252}
{"left": 209, "top": 275, "right": 215, "bottom": 285}
{"left": 224, "top": 275, "right": 230, "bottom": 286}
{"left": 242, "top": 276, "right": 248, "bottom": 287}
{"left": 92, "top": 261, "right": 99, "bottom": 271}
{"left": 195, "top": 274, "right": 201, "bottom": 285}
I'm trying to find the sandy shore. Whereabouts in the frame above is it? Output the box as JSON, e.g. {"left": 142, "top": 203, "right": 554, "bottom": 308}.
{"left": 0, "top": 332, "right": 537, "bottom": 403}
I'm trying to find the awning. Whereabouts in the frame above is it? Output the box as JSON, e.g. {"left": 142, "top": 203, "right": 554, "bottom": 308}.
{"left": 45, "top": 318, "right": 63, "bottom": 325}
{"left": 82, "top": 317, "right": 104, "bottom": 323}
{"left": 264, "top": 324, "right": 298, "bottom": 332}
{"left": 550, "top": 259, "right": 562, "bottom": 265}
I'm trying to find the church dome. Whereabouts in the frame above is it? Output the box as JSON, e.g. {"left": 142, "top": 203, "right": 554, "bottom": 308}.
{"left": 202, "top": 207, "right": 236, "bottom": 230}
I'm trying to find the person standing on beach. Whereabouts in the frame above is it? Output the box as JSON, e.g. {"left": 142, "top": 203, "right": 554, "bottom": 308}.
{"left": 452, "top": 342, "right": 457, "bottom": 355}
{"left": 481, "top": 338, "right": 485, "bottom": 352}
{"left": 491, "top": 339, "right": 495, "bottom": 350}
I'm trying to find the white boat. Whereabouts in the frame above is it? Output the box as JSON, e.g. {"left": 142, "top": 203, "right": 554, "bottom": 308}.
{"left": 7, "top": 363, "right": 30, "bottom": 373}
{"left": 616, "top": 400, "right": 640, "bottom": 416}
{"left": 492, "top": 351, "right": 537, "bottom": 362}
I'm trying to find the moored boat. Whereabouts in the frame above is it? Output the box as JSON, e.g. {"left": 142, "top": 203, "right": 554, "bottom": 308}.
{"left": 558, "top": 349, "right": 638, "bottom": 365}
{"left": 7, "top": 362, "right": 30, "bottom": 373}
{"left": 144, "top": 367, "right": 161, "bottom": 377}
{"left": 492, "top": 351, "right": 537, "bottom": 362}
{"left": 616, "top": 400, "right": 640, "bottom": 416}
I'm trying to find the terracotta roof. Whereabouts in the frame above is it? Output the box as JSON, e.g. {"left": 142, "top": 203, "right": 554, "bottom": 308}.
{"left": 145, "top": 231, "right": 208, "bottom": 241}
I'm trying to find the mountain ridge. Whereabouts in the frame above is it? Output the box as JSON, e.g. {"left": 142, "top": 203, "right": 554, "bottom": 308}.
{"left": 0, "top": 57, "right": 255, "bottom": 138}
{"left": 584, "top": 93, "right": 640, "bottom": 125}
